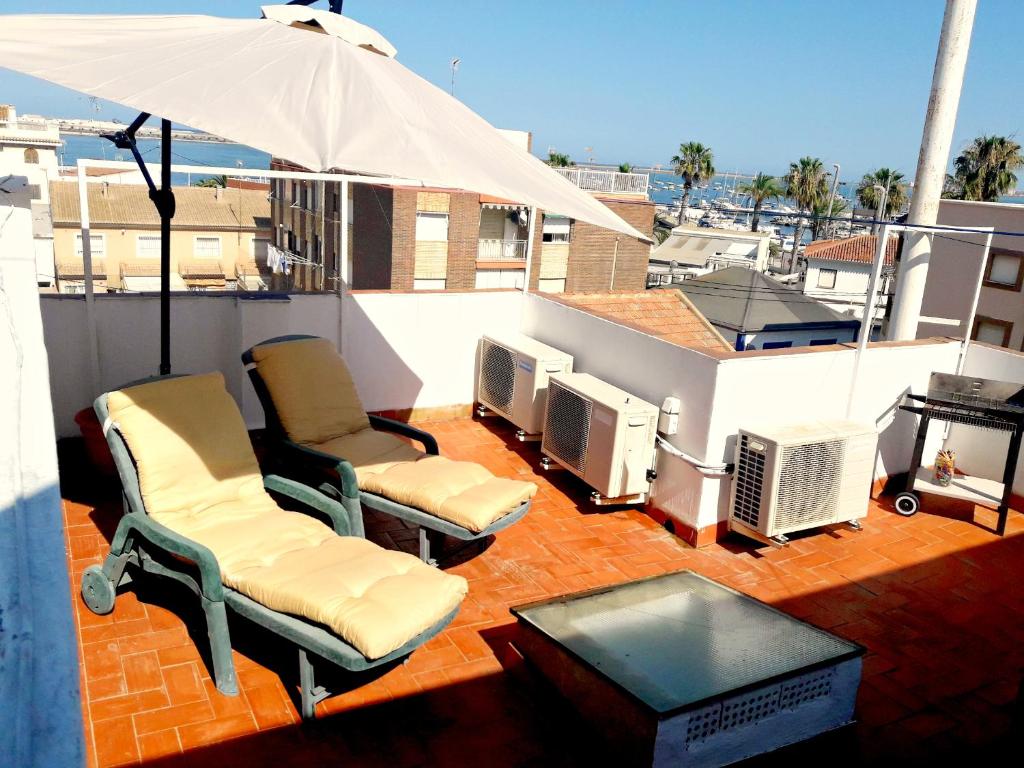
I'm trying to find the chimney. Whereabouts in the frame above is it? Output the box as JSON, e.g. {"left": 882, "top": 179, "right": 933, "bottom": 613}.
{"left": 214, "top": 187, "right": 223, "bottom": 201}
{"left": 101, "top": 181, "right": 109, "bottom": 197}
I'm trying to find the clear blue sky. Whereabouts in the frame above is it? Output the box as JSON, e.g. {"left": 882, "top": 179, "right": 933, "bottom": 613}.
{"left": 1, "top": 0, "right": 1022, "bottom": 182}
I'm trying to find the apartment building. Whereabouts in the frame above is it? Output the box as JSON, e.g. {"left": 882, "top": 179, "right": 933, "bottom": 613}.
{"left": 48, "top": 180, "right": 271, "bottom": 293}
{"left": 801, "top": 234, "right": 899, "bottom": 330}
{"left": 270, "top": 158, "right": 655, "bottom": 293}
{"left": 917, "top": 200, "right": 1024, "bottom": 348}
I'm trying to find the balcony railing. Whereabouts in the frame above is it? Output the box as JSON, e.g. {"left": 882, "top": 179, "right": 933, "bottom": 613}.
{"left": 478, "top": 238, "right": 528, "bottom": 261}
{"left": 553, "top": 167, "right": 649, "bottom": 197}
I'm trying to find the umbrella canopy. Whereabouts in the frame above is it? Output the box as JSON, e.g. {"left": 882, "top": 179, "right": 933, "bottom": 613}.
{"left": 0, "top": 12, "right": 647, "bottom": 241}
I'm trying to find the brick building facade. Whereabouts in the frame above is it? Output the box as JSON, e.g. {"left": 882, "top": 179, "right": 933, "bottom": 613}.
{"left": 271, "top": 158, "right": 654, "bottom": 293}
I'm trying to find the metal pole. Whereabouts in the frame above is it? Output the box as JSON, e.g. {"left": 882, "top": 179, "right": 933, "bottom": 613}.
{"left": 958, "top": 230, "right": 994, "bottom": 374}
{"left": 77, "top": 160, "right": 101, "bottom": 395}
{"left": 889, "top": 0, "right": 977, "bottom": 340}
{"left": 159, "top": 118, "right": 172, "bottom": 375}
{"left": 522, "top": 206, "right": 537, "bottom": 294}
{"left": 846, "top": 224, "right": 894, "bottom": 418}
{"left": 825, "top": 163, "right": 840, "bottom": 239}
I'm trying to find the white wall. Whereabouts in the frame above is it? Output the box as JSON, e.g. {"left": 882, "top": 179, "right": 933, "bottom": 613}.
{"left": 343, "top": 290, "right": 523, "bottom": 413}
{"left": 803, "top": 258, "right": 890, "bottom": 321}
{"left": 0, "top": 176, "right": 83, "bottom": 767}
{"left": 706, "top": 340, "right": 962, "bottom": 529}
{"left": 954, "top": 342, "right": 1024, "bottom": 493}
{"left": 41, "top": 292, "right": 341, "bottom": 436}
{"left": 521, "top": 293, "right": 721, "bottom": 532}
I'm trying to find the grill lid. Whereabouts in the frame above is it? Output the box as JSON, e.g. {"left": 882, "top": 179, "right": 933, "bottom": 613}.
{"left": 926, "top": 372, "right": 1024, "bottom": 413}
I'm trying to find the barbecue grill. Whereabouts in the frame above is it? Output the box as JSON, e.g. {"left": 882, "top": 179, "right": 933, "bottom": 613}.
{"left": 897, "top": 372, "right": 1024, "bottom": 535}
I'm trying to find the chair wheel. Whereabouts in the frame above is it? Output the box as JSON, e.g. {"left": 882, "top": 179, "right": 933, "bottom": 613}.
{"left": 894, "top": 492, "right": 919, "bottom": 517}
{"left": 81, "top": 565, "right": 116, "bottom": 614}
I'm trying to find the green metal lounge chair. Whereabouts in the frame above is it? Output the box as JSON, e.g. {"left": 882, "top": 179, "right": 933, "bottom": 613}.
{"left": 242, "top": 335, "right": 536, "bottom": 564}
{"left": 80, "top": 372, "right": 467, "bottom": 719}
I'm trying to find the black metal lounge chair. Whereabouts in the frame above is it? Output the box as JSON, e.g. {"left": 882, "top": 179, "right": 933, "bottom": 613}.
{"left": 242, "top": 335, "right": 535, "bottom": 564}
{"left": 80, "top": 372, "right": 466, "bottom": 719}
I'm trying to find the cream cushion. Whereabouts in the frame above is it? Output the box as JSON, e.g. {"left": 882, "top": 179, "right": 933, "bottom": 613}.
{"left": 310, "top": 430, "right": 537, "bottom": 533}
{"left": 252, "top": 338, "right": 538, "bottom": 532}
{"left": 107, "top": 373, "right": 467, "bottom": 659}
{"left": 251, "top": 338, "right": 370, "bottom": 445}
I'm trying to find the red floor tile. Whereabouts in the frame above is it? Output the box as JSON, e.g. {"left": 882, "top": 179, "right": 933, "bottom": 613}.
{"left": 58, "top": 417, "right": 1024, "bottom": 766}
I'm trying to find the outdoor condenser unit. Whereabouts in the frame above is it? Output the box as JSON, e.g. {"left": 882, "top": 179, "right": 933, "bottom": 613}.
{"left": 730, "top": 420, "right": 877, "bottom": 545}
{"left": 541, "top": 373, "right": 659, "bottom": 502}
{"left": 477, "top": 333, "right": 573, "bottom": 437}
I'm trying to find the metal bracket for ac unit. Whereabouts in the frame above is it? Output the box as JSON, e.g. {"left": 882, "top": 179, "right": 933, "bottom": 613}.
{"left": 474, "top": 403, "right": 498, "bottom": 418}
{"left": 729, "top": 519, "right": 791, "bottom": 548}
{"left": 646, "top": 468, "right": 658, "bottom": 482}
{"left": 515, "top": 429, "right": 541, "bottom": 443}
{"left": 590, "top": 491, "right": 647, "bottom": 507}
{"left": 539, "top": 456, "right": 565, "bottom": 472}
{"left": 847, "top": 519, "right": 863, "bottom": 532}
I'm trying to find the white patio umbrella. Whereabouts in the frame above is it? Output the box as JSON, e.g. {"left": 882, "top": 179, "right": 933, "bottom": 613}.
{"left": 0, "top": 10, "right": 649, "bottom": 373}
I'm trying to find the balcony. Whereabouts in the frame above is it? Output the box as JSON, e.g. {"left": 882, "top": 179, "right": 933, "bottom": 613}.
{"left": 477, "top": 238, "right": 527, "bottom": 262}
{"left": 553, "top": 167, "right": 649, "bottom": 197}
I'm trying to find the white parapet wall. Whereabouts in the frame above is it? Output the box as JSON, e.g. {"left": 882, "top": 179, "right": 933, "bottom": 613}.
{"left": 521, "top": 292, "right": 963, "bottom": 534}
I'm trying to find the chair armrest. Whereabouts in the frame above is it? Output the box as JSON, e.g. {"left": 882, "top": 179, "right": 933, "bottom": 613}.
{"left": 113, "top": 513, "right": 224, "bottom": 601}
{"left": 280, "top": 440, "right": 359, "bottom": 499}
{"left": 368, "top": 414, "right": 440, "bottom": 455}
{"left": 264, "top": 474, "right": 355, "bottom": 537}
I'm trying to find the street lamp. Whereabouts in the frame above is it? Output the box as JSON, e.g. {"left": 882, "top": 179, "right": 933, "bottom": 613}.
{"left": 449, "top": 57, "right": 460, "bottom": 96}
{"left": 825, "top": 163, "right": 841, "bottom": 239}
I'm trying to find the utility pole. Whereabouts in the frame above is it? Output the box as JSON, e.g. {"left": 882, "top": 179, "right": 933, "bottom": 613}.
{"left": 889, "top": 0, "right": 977, "bottom": 340}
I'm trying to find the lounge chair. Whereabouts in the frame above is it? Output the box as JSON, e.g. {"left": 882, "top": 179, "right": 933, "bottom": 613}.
{"left": 79, "top": 372, "right": 467, "bottom": 719}
{"left": 242, "top": 335, "right": 536, "bottom": 563}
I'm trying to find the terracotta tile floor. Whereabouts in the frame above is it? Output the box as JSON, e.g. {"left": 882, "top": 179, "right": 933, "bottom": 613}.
{"left": 61, "top": 417, "right": 1024, "bottom": 767}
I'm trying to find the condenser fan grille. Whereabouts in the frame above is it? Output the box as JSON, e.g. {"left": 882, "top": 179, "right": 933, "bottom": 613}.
{"left": 732, "top": 435, "right": 766, "bottom": 527}
{"left": 775, "top": 439, "right": 845, "bottom": 528}
{"left": 543, "top": 380, "right": 592, "bottom": 473}
{"left": 479, "top": 340, "right": 516, "bottom": 415}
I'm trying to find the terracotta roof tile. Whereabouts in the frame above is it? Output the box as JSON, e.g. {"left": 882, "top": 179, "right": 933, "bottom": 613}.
{"left": 555, "top": 290, "right": 732, "bottom": 352}
{"left": 804, "top": 234, "right": 898, "bottom": 267}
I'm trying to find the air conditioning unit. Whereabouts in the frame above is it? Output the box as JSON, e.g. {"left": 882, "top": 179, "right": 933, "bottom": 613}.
{"left": 541, "top": 373, "right": 659, "bottom": 502}
{"left": 730, "top": 420, "right": 877, "bottom": 545}
{"left": 477, "top": 333, "right": 573, "bottom": 437}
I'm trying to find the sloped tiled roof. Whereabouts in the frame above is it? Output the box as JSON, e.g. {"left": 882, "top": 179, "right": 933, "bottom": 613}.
{"left": 804, "top": 234, "right": 898, "bottom": 267}
{"left": 555, "top": 290, "right": 732, "bottom": 352}
{"left": 678, "top": 266, "right": 857, "bottom": 333}
{"left": 49, "top": 181, "right": 270, "bottom": 230}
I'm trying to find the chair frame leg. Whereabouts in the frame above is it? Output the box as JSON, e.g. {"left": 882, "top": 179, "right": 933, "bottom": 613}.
{"left": 418, "top": 528, "right": 446, "bottom": 565}
{"left": 298, "top": 649, "right": 330, "bottom": 720}
{"left": 201, "top": 597, "right": 239, "bottom": 696}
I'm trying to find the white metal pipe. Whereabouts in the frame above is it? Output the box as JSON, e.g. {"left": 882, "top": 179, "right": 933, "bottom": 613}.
{"left": 846, "top": 224, "right": 894, "bottom": 419}
{"left": 958, "top": 228, "right": 995, "bottom": 374}
{"left": 522, "top": 206, "right": 538, "bottom": 294}
{"left": 889, "top": 0, "right": 977, "bottom": 340}
{"left": 76, "top": 159, "right": 100, "bottom": 395}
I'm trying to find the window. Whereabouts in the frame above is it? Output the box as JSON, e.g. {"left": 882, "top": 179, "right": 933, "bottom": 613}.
{"left": 332, "top": 190, "right": 340, "bottom": 215}
{"left": 816, "top": 268, "right": 837, "bottom": 289}
{"left": 983, "top": 249, "right": 1024, "bottom": 290}
{"left": 762, "top": 340, "right": 793, "bottom": 350}
{"left": 253, "top": 238, "right": 270, "bottom": 262}
{"left": 74, "top": 233, "right": 105, "bottom": 258}
{"left": 415, "top": 212, "right": 449, "bottom": 241}
{"left": 542, "top": 215, "right": 570, "bottom": 243}
{"left": 194, "top": 236, "right": 222, "bottom": 260}
{"left": 137, "top": 235, "right": 161, "bottom": 259}
{"left": 810, "top": 338, "right": 838, "bottom": 346}
{"left": 972, "top": 315, "right": 1013, "bottom": 347}
{"left": 24, "top": 148, "right": 39, "bottom": 164}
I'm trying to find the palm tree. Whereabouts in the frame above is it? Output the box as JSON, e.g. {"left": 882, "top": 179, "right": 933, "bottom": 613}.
{"left": 547, "top": 151, "right": 575, "bottom": 168}
{"left": 783, "top": 157, "right": 828, "bottom": 270}
{"left": 737, "top": 172, "right": 783, "bottom": 232}
{"left": 856, "top": 168, "right": 908, "bottom": 217}
{"left": 652, "top": 213, "right": 674, "bottom": 245}
{"left": 951, "top": 135, "right": 1024, "bottom": 201}
{"left": 810, "top": 196, "right": 847, "bottom": 241}
{"left": 195, "top": 174, "right": 227, "bottom": 188}
{"left": 618, "top": 162, "right": 633, "bottom": 174}
{"left": 670, "top": 142, "right": 715, "bottom": 225}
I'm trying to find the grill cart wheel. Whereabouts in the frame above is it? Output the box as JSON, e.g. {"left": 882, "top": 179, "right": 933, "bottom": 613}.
{"left": 81, "top": 565, "right": 116, "bottom": 615}
{"left": 894, "top": 492, "right": 919, "bottom": 517}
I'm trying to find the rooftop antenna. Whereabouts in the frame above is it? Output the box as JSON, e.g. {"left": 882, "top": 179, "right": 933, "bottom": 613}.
{"left": 450, "top": 57, "right": 461, "bottom": 96}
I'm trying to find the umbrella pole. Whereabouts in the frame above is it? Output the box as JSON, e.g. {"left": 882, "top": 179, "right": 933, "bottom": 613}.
{"left": 159, "top": 119, "right": 172, "bottom": 375}
{"left": 102, "top": 113, "right": 176, "bottom": 374}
